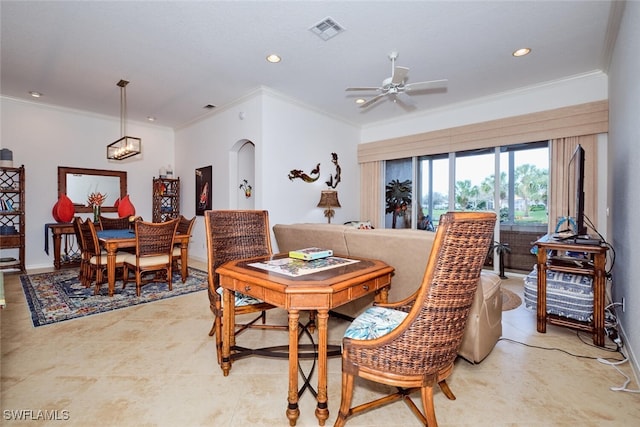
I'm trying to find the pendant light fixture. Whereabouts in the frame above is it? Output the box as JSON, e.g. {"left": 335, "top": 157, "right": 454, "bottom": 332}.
{"left": 107, "top": 79, "right": 141, "bottom": 160}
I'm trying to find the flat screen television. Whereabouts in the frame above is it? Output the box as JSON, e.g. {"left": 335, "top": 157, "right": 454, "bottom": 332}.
{"left": 568, "top": 144, "right": 587, "bottom": 237}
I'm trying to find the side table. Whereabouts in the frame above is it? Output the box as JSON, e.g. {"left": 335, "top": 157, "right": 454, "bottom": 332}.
{"left": 534, "top": 234, "right": 608, "bottom": 346}
{"left": 45, "top": 223, "right": 81, "bottom": 269}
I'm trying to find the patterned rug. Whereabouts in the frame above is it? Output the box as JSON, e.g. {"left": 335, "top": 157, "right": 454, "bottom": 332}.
{"left": 20, "top": 267, "right": 208, "bottom": 327}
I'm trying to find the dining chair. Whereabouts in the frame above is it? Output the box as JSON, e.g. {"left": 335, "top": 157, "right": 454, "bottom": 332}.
{"left": 122, "top": 218, "right": 179, "bottom": 297}
{"left": 78, "top": 217, "right": 128, "bottom": 295}
{"left": 98, "top": 215, "right": 131, "bottom": 230}
{"left": 204, "top": 210, "right": 286, "bottom": 366}
{"left": 334, "top": 211, "right": 496, "bottom": 427}
{"left": 72, "top": 216, "right": 89, "bottom": 287}
{"left": 172, "top": 215, "right": 196, "bottom": 281}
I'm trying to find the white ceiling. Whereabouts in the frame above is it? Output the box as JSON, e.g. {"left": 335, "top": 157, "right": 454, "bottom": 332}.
{"left": 0, "top": 1, "right": 621, "bottom": 129}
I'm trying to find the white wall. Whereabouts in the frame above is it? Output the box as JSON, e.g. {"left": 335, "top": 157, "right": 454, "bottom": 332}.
{"left": 360, "top": 72, "right": 608, "bottom": 142}
{"left": 260, "top": 91, "right": 360, "bottom": 228}
{"left": 0, "top": 97, "right": 174, "bottom": 269}
{"left": 608, "top": 0, "right": 640, "bottom": 372}
{"left": 174, "top": 89, "right": 360, "bottom": 261}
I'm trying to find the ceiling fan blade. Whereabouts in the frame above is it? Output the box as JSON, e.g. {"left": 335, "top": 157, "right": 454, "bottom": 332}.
{"left": 359, "top": 93, "right": 386, "bottom": 108}
{"left": 404, "top": 79, "right": 448, "bottom": 92}
{"left": 391, "top": 66, "right": 409, "bottom": 85}
{"left": 346, "top": 86, "right": 382, "bottom": 92}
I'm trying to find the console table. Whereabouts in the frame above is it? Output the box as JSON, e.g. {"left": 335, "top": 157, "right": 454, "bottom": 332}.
{"left": 45, "top": 223, "right": 81, "bottom": 269}
{"left": 534, "top": 234, "right": 608, "bottom": 346}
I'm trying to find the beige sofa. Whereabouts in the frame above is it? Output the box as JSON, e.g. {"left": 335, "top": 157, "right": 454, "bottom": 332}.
{"left": 273, "top": 223, "right": 503, "bottom": 363}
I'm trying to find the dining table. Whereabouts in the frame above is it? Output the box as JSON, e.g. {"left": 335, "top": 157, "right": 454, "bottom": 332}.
{"left": 97, "top": 228, "right": 191, "bottom": 297}
{"left": 216, "top": 253, "right": 394, "bottom": 426}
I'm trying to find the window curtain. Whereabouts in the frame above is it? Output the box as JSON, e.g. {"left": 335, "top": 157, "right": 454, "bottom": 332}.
{"left": 549, "top": 135, "right": 598, "bottom": 234}
{"left": 359, "top": 161, "right": 383, "bottom": 228}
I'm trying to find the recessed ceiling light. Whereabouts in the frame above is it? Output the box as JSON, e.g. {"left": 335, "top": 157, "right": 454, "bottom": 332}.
{"left": 355, "top": 98, "right": 366, "bottom": 105}
{"left": 512, "top": 48, "right": 531, "bottom": 57}
{"left": 147, "top": 116, "right": 156, "bottom": 122}
{"left": 266, "top": 54, "right": 281, "bottom": 63}
{"left": 29, "top": 91, "right": 42, "bottom": 98}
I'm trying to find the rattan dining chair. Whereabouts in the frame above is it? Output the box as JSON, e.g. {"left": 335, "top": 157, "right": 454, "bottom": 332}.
{"left": 335, "top": 211, "right": 496, "bottom": 427}
{"left": 122, "top": 218, "right": 179, "bottom": 297}
{"left": 204, "top": 210, "right": 287, "bottom": 366}
{"left": 172, "top": 215, "right": 196, "bottom": 281}
{"left": 78, "top": 217, "right": 128, "bottom": 295}
{"left": 72, "top": 216, "right": 90, "bottom": 287}
{"left": 98, "top": 215, "right": 131, "bottom": 230}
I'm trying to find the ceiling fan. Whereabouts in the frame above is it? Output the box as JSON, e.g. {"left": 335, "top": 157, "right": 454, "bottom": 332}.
{"left": 346, "top": 52, "right": 447, "bottom": 109}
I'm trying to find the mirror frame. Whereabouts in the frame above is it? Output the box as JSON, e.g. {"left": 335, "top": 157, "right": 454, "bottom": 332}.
{"left": 58, "top": 166, "right": 127, "bottom": 213}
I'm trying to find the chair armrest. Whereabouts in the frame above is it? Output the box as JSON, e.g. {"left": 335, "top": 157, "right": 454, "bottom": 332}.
{"left": 374, "top": 291, "right": 418, "bottom": 313}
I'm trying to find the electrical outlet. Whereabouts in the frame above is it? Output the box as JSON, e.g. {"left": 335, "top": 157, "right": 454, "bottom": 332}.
{"left": 622, "top": 297, "right": 626, "bottom": 313}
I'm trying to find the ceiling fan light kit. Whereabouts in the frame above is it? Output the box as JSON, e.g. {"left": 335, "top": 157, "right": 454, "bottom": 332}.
{"left": 346, "top": 51, "right": 448, "bottom": 109}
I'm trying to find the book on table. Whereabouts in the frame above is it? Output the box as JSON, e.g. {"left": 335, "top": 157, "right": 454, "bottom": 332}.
{"left": 288, "top": 247, "right": 333, "bottom": 261}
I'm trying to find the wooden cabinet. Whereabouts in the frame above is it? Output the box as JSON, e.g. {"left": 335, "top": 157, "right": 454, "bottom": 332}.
{"left": 0, "top": 165, "right": 25, "bottom": 272}
{"left": 534, "top": 234, "right": 608, "bottom": 346}
{"left": 152, "top": 177, "right": 180, "bottom": 222}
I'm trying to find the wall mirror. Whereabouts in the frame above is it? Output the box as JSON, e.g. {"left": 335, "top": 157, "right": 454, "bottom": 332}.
{"left": 58, "top": 166, "right": 127, "bottom": 213}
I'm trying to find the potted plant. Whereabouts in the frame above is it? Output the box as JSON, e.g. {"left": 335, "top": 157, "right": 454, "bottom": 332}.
{"left": 239, "top": 179, "right": 252, "bottom": 198}
{"left": 385, "top": 179, "right": 412, "bottom": 229}
{"left": 489, "top": 241, "right": 511, "bottom": 279}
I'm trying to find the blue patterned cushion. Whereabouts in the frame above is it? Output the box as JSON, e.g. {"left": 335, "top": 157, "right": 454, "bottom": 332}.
{"left": 523, "top": 266, "right": 593, "bottom": 322}
{"left": 216, "top": 287, "right": 263, "bottom": 307}
{"left": 343, "top": 306, "right": 408, "bottom": 340}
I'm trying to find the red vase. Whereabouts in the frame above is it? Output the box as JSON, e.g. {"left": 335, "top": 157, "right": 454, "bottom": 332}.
{"left": 52, "top": 194, "right": 75, "bottom": 223}
{"left": 117, "top": 194, "right": 136, "bottom": 218}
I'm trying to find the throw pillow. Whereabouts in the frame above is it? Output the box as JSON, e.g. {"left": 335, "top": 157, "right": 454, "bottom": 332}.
{"left": 347, "top": 220, "right": 373, "bottom": 230}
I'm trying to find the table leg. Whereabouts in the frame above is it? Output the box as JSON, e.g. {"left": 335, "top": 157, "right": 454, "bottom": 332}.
{"left": 221, "top": 289, "right": 234, "bottom": 376}
{"left": 286, "top": 310, "right": 300, "bottom": 426}
{"left": 52, "top": 233, "right": 62, "bottom": 270}
{"left": 180, "top": 242, "right": 188, "bottom": 282}
{"left": 536, "top": 250, "right": 548, "bottom": 333}
{"left": 105, "top": 242, "right": 117, "bottom": 297}
{"left": 315, "top": 309, "right": 329, "bottom": 426}
{"left": 593, "top": 252, "right": 606, "bottom": 346}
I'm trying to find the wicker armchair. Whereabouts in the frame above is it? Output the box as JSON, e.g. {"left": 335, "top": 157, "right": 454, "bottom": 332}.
{"left": 204, "top": 210, "right": 286, "bottom": 366}
{"left": 77, "top": 217, "right": 128, "bottom": 295}
{"left": 98, "top": 215, "right": 131, "bottom": 230}
{"left": 335, "top": 211, "right": 496, "bottom": 427}
{"left": 122, "top": 219, "right": 179, "bottom": 297}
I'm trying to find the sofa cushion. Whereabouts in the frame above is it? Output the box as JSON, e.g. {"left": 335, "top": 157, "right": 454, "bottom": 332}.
{"left": 272, "top": 223, "right": 349, "bottom": 255}
{"left": 343, "top": 306, "right": 408, "bottom": 340}
{"left": 344, "top": 228, "right": 435, "bottom": 302}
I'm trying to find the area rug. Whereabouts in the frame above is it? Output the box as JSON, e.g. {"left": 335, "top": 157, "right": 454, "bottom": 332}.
{"left": 20, "top": 267, "right": 207, "bottom": 327}
{"left": 501, "top": 288, "right": 522, "bottom": 311}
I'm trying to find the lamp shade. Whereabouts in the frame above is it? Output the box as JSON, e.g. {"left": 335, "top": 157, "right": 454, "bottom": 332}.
{"left": 317, "top": 190, "right": 341, "bottom": 223}
{"left": 317, "top": 190, "right": 341, "bottom": 208}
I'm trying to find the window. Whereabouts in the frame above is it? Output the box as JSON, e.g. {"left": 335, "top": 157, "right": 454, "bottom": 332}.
{"left": 384, "top": 158, "right": 413, "bottom": 229}
{"left": 404, "top": 141, "right": 549, "bottom": 228}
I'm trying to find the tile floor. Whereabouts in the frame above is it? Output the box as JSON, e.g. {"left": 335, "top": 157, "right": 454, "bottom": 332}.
{"left": 1, "top": 264, "right": 639, "bottom": 426}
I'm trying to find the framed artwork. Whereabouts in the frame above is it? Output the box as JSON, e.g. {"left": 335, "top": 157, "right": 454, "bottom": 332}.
{"left": 195, "top": 165, "right": 212, "bottom": 215}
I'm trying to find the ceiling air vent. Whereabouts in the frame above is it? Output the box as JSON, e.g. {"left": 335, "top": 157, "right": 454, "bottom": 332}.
{"left": 309, "top": 17, "right": 345, "bottom": 41}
